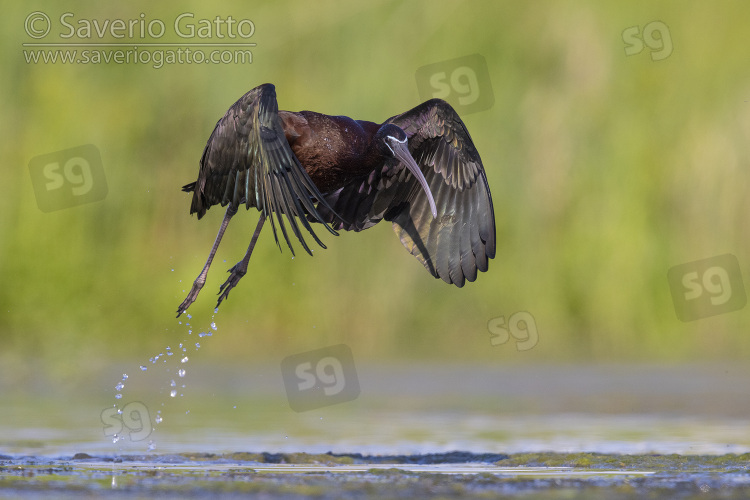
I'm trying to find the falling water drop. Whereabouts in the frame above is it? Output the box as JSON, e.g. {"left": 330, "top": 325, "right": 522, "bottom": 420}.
{"left": 115, "top": 382, "right": 124, "bottom": 391}
{"left": 170, "top": 390, "right": 177, "bottom": 398}
{"left": 178, "top": 369, "right": 186, "bottom": 377}
{"left": 181, "top": 356, "right": 188, "bottom": 363}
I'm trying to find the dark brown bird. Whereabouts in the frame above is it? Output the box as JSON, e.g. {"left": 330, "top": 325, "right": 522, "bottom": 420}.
{"left": 177, "top": 83, "right": 495, "bottom": 317}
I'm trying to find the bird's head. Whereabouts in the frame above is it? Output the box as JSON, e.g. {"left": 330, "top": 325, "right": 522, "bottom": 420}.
{"left": 375, "top": 124, "right": 437, "bottom": 219}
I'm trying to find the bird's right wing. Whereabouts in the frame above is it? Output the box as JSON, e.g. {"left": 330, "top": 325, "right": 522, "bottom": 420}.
{"left": 183, "top": 83, "right": 338, "bottom": 255}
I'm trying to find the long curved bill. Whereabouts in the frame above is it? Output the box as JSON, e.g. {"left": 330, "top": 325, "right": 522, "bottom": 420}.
{"left": 391, "top": 141, "right": 438, "bottom": 219}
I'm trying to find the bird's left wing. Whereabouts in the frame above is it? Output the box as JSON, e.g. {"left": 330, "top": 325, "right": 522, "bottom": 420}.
{"left": 318, "top": 99, "right": 496, "bottom": 286}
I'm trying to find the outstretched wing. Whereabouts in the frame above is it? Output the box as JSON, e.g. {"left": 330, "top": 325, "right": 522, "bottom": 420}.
{"left": 318, "top": 99, "right": 496, "bottom": 287}
{"left": 183, "top": 83, "right": 338, "bottom": 256}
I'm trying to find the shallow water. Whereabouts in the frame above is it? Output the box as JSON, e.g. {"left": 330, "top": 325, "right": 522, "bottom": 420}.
{"left": 2, "top": 364, "right": 749, "bottom": 497}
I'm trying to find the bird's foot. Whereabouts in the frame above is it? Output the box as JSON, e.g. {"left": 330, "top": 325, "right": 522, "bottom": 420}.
{"left": 216, "top": 263, "right": 247, "bottom": 308}
{"left": 176, "top": 280, "right": 205, "bottom": 317}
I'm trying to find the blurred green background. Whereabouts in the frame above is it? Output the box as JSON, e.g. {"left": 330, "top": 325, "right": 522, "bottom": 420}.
{"left": 2, "top": 1, "right": 750, "bottom": 388}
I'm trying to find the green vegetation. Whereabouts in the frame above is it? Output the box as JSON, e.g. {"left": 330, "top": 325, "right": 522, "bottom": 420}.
{"left": 496, "top": 452, "right": 750, "bottom": 471}
{"left": 2, "top": 1, "right": 750, "bottom": 384}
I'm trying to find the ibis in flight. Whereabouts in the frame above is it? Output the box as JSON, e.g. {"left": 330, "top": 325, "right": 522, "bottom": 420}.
{"left": 177, "top": 83, "right": 495, "bottom": 316}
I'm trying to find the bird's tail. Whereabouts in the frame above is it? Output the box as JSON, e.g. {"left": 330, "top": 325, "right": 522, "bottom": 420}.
{"left": 182, "top": 182, "right": 208, "bottom": 218}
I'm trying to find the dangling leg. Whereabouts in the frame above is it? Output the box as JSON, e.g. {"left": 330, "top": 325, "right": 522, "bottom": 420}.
{"left": 176, "top": 203, "right": 238, "bottom": 317}
{"left": 217, "top": 213, "right": 266, "bottom": 308}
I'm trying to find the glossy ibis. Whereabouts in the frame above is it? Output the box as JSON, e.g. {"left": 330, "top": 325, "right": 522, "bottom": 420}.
{"left": 177, "top": 83, "right": 495, "bottom": 317}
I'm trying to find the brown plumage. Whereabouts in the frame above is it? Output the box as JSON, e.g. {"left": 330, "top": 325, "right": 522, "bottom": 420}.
{"left": 177, "top": 83, "right": 495, "bottom": 316}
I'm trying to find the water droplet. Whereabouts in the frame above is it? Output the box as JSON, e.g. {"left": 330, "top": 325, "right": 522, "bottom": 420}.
{"left": 170, "top": 390, "right": 177, "bottom": 397}
{"left": 115, "top": 394, "right": 122, "bottom": 399}
{"left": 155, "top": 414, "right": 163, "bottom": 424}
{"left": 140, "top": 366, "right": 147, "bottom": 371}
{"left": 178, "top": 369, "right": 186, "bottom": 377}
{"left": 210, "top": 322, "right": 217, "bottom": 331}
{"left": 147, "top": 441, "right": 156, "bottom": 451}
{"left": 195, "top": 343, "right": 201, "bottom": 349}
{"left": 233, "top": 405, "right": 237, "bottom": 409}
{"left": 121, "top": 374, "right": 128, "bottom": 380}
{"left": 198, "top": 332, "right": 212, "bottom": 338}
{"left": 187, "top": 314, "right": 192, "bottom": 320}
{"left": 112, "top": 434, "right": 120, "bottom": 443}
{"left": 181, "top": 356, "right": 188, "bottom": 363}
{"left": 170, "top": 380, "right": 176, "bottom": 387}
{"left": 115, "top": 382, "right": 124, "bottom": 391}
